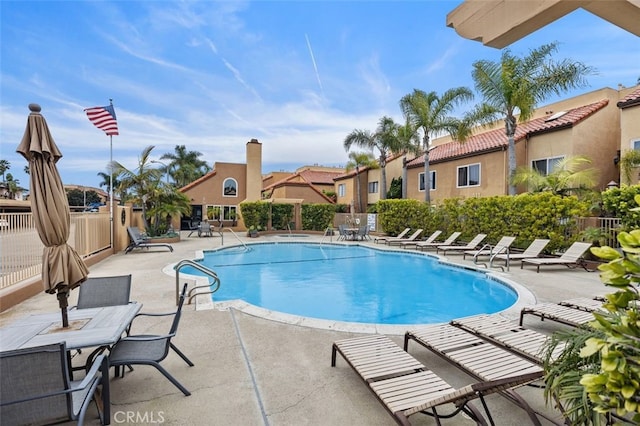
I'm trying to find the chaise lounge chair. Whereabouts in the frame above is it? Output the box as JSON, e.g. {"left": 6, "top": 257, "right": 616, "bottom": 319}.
{"left": 436, "top": 234, "right": 487, "bottom": 255}
{"left": 400, "top": 230, "right": 442, "bottom": 249}
{"left": 415, "top": 231, "right": 461, "bottom": 252}
{"left": 125, "top": 226, "right": 174, "bottom": 254}
{"left": 557, "top": 296, "right": 606, "bottom": 312}
{"left": 331, "top": 334, "right": 542, "bottom": 426}
{"left": 462, "top": 236, "right": 516, "bottom": 260}
{"left": 404, "top": 324, "right": 557, "bottom": 425}
{"left": 451, "top": 314, "right": 566, "bottom": 364}
{"left": 519, "top": 301, "right": 595, "bottom": 328}
{"left": 374, "top": 227, "right": 410, "bottom": 244}
{"left": 386, "top": 229, "right": 423, "bottom": 246}
{"left": 493, "top": 239, "right": 550, "bottom": 266}
{"left": 520, "top": 241, "right": 592, "bottom": 273}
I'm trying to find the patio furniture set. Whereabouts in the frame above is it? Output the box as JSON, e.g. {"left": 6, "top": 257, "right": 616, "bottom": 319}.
{"left": 0, "top": 276, "right": 193, "bottom": 425}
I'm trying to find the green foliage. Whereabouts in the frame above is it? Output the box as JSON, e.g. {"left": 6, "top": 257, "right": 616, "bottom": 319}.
{"left": 271, "top": 203, "right": 294, "bottom": 230}
{"left": 66, "top": 189, "right": 101, "bottom": 207}
{"left": 301, "top": 204, "right": 335, "bottom": 231}
{"left": 544, "top": 195, "right": 640, "bottom": 424}
{"left": 334, "top": 204, "right": 349, "bottom": 213}
{"left": 239, "top": 201, "right": 269, "bottom": 229}
{"left": 602, "top": 185, "right": 640, "bottom": 231}
{"left": 619, "top": 150, "right": 640, "bottom": 184}
{"left": 377, "top": 193, "right": 588, "bottom": 251}
{"left": 387, "top": 177, "right": 402, "bottom": 199}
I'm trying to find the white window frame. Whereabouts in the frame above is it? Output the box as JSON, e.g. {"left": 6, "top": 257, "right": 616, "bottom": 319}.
{"left": 338, "top": 184, "right": 346, "bottom": 197}
{"left": 222, "top": 178, "right": 238, "bottom": 197}
{"left": 456, "top": 163, "right": 480, "bottom": 188}
{"left": 531, "top": 156, "right": 564, "bottom": 176}
{"left": 418, "top": 171, "right": 436, "bottom": 191}
{"left": 368, "top": 181, "right": 378, "bottom": 194}
{"left": 631, "top": 139, "right": 640, "bottom": 151}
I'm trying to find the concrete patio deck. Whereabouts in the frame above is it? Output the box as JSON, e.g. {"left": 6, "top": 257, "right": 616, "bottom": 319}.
{"left": 0, "top": 232, "right": 608, "bottom": 425}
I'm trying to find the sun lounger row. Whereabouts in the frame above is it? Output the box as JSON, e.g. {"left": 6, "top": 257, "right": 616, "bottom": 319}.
{"left": 332, "top": 298, "right": 603, "bottom": 425}
{"left": 332, "top": 334, "right": 543, "bottom": 425}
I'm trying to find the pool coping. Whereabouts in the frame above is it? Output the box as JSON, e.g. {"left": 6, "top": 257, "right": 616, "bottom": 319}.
{"left": 163, "top": 241, "right": 537, "bottom": 336}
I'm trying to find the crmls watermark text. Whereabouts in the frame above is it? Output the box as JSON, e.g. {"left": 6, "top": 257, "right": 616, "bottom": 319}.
{"left": 113, "top": 411, "right": 165, "bottom": 424}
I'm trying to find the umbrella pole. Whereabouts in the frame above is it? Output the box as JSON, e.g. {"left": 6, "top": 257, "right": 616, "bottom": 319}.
{"left": 57, "top": 290, "right": 69, "bottom": 328}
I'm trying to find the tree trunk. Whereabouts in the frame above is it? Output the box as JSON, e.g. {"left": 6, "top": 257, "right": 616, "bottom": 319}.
{"left": 402, "top": 155, "right": 408, "bottom": 199}
{"left": 506, "top": 116, "right": 517, "bottom": 195}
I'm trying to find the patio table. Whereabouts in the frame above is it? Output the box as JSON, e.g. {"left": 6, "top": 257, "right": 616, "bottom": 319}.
{"left": 0, "top": 303, "right": 142, "bottom": 352}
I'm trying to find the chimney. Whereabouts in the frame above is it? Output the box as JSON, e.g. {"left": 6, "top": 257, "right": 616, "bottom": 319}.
{"left": 245, "top": 138, "right": 262, "bottom": 202}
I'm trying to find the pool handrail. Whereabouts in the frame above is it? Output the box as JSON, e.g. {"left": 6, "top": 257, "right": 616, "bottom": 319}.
{"left": 224, "top": 228, "right": 248, "bottom": 250}
{"left": 174, "top": 259, "right": 221, "bottom": 305}
{"left": 320, "top": 227, "right": 334, "bottom": 245}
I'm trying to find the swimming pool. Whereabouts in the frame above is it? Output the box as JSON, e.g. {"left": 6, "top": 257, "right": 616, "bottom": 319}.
{"left": 182, "top": 242, "right": 519, "bottom": 325}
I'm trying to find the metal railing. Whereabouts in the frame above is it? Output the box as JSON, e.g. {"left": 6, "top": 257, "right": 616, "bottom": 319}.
{"left": 173, "top": 259, "right": 220, "bottom": 305}
{"left": 576, "top": 217, "right": 621, "bottom": 248}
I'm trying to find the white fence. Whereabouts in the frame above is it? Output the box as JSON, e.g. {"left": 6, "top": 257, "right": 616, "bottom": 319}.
{"left": 0, "top": 212, "right": 111, "bottom": 290}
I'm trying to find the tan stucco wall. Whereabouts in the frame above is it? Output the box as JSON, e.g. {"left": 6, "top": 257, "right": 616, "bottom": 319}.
{"left": 619, "top": 87, "right": 640, "bottom": 185}
{"left": 270, "top": 185, "right": 330, "bottom": 204}
{"left": 182, "top": 162, "right": 246, "bottom": 209}
{"left": 245, "top": 139, "right": 262, "bottom": 202}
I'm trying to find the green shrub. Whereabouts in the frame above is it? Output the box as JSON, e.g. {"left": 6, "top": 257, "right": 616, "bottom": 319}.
{"left": 301, "top": 204, "right": 335, "bottom": 231}
{"left": 602, "top": 185, "right": 640, "bottom": 231}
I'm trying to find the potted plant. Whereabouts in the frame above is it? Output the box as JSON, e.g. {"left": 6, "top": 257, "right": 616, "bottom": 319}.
{"left": 247, "top": 225, "right": 260, "bottom": 238}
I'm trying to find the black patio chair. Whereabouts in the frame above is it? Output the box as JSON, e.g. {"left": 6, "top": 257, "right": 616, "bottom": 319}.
{"left": 107, "top": 283, "right": 194, "bottom": 396}
{"left": 125, "top": 227, "right": 173, "bottom": 254}
{"left": 76, "top": 274, "right": 133, "bottom": 309}
{"left": 0, "top": 342, "right": 110, "bottom": 426}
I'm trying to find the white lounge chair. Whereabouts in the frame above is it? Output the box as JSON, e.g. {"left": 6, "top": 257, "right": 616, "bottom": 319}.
{"left": 494, "top": 239, "right": 550, "bottom": 266}
{"left": 401, "top": 230, "right": 442, "bottom": 249}
{"left": 436, "top": 234, "right": 487, "bottom": 255}
{"left": 520, "top": 241, "right": 592, "bottom": 272}
{"left": 386, "top": 229, "right": 423, "bottom": 246}
{"left": 462, "top": 236, "right": 516, "bottom": 260}
{"left": 415, "top": 231, "right": 461, "bottom": 251}
{"left": 373, "top": 227, "right": 410, "bottom": 244}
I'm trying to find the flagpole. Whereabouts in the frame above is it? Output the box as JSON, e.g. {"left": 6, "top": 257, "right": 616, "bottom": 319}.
{"left": 109, "top": 99, "right": 114, "bottom": 251}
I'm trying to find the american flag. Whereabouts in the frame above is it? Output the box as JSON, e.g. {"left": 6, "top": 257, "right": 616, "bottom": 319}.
{"left": 84, "top": 104, "right": 119, "bottom": 136}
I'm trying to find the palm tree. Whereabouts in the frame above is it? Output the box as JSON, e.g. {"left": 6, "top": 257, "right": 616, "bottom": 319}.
{"left": 344, "top": 116, "right": 403, "bottom": 201}
{"left": 160, "top": 145, "right": 211, "bottom": 188}
{"left": 97, "top": 170, "right": 121, "bottom": 203}
{"left": 471, "top": 42, "right": 594, "bottom": 195}
{"left": 111, "top": 145, "right": 164, "bottom": 233}
{"left": 399, "top": 88, "right": 475, "bottom": 204}
{"left": 345, "top": 151, "right": 377, "bottom": 213}
{"left": 511, "top": 156, "right": 599, "bottom": 196}
{"left": 0, "top": 159, "right": 10, "bottom": 182}
{"left": 396, "top": 119, "right": 421, "bottom": 199}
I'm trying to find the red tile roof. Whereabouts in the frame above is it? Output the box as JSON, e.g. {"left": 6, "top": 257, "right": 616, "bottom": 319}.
{"left": 617, "top": 87, "right": 640, "bottom": 108}
{"left": 407, "top": 99, "right": 609, "bottom": 167}
{"left": 263, "top": 169, "right": 343, "bottom": 190}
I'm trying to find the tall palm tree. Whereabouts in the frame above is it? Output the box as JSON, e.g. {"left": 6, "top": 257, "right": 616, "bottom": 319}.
{"left": 344, "top": 116, "right": 402, "bottom": 201}
{"left": 345, "top": 151, "right": 377, "bottom": 213}
{"left": 160, "top": 145, "right": 211, "bottom": 188}
{"left": 111, "top": 145, "right": 163, "bottom": 232}
{"left": 96, "top": 170, "right": 122, "bottom": 203}
{"left": 0, "top": 159, "right": 10, "bottom": 182}
{"left": 399, "top": 87, "right": 475, "bottom": 204}
{"left": 396, "top": 118, "right": 421, "bottom": 199}
{"left": 471, "top": 42, "right": 594, "bottom": 195}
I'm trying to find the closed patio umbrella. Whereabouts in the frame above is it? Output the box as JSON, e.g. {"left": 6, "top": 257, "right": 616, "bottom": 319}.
{"left": 16, "top": 104, "right": 89, "bottom": 327}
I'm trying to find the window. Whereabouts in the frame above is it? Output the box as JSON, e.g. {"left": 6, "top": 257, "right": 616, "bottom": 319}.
{"left": 223, "top": 206, "right": 237, "bottom": 221}
{"left": 632, "top": 139, "right": 640, "bottom": 151}
{"left": 532, "top": 156, "right": 563, "bottom": 176}
{"left": 457, "top": 164, "right": 480, "bottom": 187}
{"left": 418, "top": 171, "right": 436, "bottom": 191}
{"left": 338, "top": 184, "right": 346, "bottom": 197}
{"left": 223, "top": 178, "right": 237, "bottom": 197}
{"left": 368, "top": 181, "right": 378, "bottom": 194}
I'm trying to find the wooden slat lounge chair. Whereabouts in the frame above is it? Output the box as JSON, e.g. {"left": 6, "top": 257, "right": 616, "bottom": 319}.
{"left": 374, "top": 228, "right": 410, "bottom": 244}
{"left": 404, "top": 324, "right": 561, "bottom": 425}
{"left": 493, "top": 239, "right": 550, "bottom": 266}
{"left": 401, "top": 230, "right": 442, "bottom": 249}
{"left": 557, "top": 297, "right": 606, "bottom": 312}
{"left": 125, "top": 226, "right": 174, "bottom": 254}
{"left": 331, "top": 334, "right": 542, "bottom": 426}
{"left": 436, "top": 234, "right": 487, "bottom": 255}
{"left": 519, "top": 302, "right": 595, "bottom": 327}
{"left": 386, "top": 229, "right": 423, "bottom": 246}
{"left": 415, "top": 231, "right": 461, "bottom": 252}
{"left": 520, "top": 242, "right": 592, "bottom": 272}
{"left": 451, "top": 314, "right": 565, "bottom": 364}
{"left": 462, "top": 236, "right": 516, "bottom": 260}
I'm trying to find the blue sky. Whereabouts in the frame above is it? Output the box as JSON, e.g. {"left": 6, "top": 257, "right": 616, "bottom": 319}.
{"left": 1, "top": 1, "right": 639, "bottom": 192}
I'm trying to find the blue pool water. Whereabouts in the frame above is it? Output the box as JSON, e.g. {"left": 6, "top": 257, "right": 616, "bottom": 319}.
{"left": 184, "top": 242, "right": 518, "bottom": 325}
